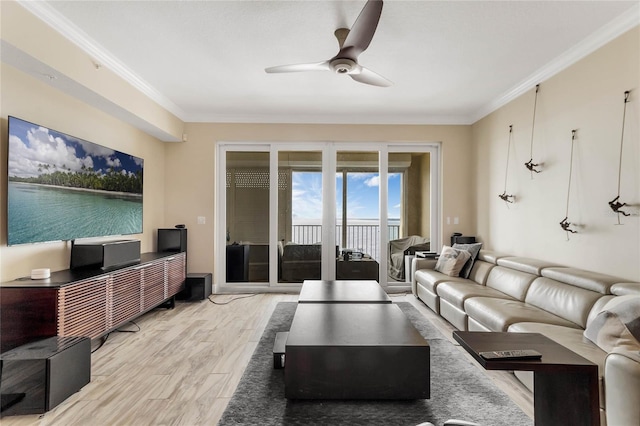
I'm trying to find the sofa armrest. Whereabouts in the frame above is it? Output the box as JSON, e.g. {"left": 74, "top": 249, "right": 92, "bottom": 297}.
{"left": 605, "top": 351, "right": 640, "bottom": 426}
{"left": 411, "top": 258, "right": 438, "bottom": 296}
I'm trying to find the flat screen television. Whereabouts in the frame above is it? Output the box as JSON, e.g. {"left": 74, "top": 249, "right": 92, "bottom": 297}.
{"left": 7, "top": 116, "right": 144, "bottom": 246}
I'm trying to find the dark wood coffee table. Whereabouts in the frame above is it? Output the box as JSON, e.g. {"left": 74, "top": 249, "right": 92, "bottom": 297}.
{"left": 285, "top": 303, "right": 430, "bottom": 399}
{"left": 453, "top": 331, "right": 599, "bottom": 426}
{"left": 298, "top": 279, "right": 391, "bottom": 303}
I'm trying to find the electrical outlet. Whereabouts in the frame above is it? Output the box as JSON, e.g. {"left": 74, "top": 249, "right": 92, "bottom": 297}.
{"left": 197, "top": 216, "right": 206, "bottom": 225}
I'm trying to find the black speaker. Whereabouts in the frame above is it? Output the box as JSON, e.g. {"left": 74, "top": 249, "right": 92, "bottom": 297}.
{"left": 176, "top": 273, "right": 212, "bottom": 301}
{"left": 226, "top": 245, "right": 249, "bottom": 282}
{"left": 70, "top": 240, "right": 140, "bottom": 270}
{"left": 157, "top": 228, "right": 187, "bottom": 253}
{"left": 452, "top": 235, "right": 476, "bottom": 245}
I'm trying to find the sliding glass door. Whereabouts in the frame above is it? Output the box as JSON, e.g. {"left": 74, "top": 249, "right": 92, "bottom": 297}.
{"left": 216, "top": 142, "right": 439, "bottom": 291}
{"left": 335, "top": 150, "right": 381, "bottom": 281}
{"left": 278, "top": 151, "right": 324, "bottom": 284}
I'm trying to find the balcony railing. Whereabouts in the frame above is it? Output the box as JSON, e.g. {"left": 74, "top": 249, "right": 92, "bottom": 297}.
{"left": 291, "top": 224, "right": 400, "bottom": 262}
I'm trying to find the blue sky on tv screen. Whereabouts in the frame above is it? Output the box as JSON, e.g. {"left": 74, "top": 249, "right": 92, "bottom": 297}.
{"left": 292, "top": 171, "right": 401, "bottom": 220}
{"left": 8, "top": 116, "right": 143, "bottom": 180}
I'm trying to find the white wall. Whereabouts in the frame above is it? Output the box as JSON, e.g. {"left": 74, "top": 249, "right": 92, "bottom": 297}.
{"left": 472, "top": 27, "right": 640, "bottom": 281}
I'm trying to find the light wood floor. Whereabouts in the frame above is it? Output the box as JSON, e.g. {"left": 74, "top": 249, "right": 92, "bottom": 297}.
{"left": 2, "top": 293, "right": 533, "bottom": 426}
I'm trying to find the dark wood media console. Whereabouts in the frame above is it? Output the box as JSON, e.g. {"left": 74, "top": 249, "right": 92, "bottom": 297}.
{"left": 0, "top": 252, "right": 186, "bottom": 353}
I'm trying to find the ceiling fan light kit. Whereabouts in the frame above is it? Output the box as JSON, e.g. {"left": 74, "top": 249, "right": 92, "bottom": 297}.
{"left": 265, "top": 0, "right": 392, "bottom": 87}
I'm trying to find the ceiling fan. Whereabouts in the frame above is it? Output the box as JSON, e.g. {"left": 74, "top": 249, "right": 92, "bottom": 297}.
{"left": 265, "top": 0, "right": 392, "bottom": 87}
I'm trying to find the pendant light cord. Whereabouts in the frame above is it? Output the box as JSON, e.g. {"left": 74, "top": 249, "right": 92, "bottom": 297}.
{"left": 565, "top": 130, "right": 577, "bottom": 218}
{"left": 529, "top": 85, "right": 539, "bottom": 162}
{"left": 525, "top": 84, "right": 542, "bottom": 175}
{"left": 503, "top": 125, "right": 513, "bottom": 193}
{"left": 616, "top": 91, "right": 630, "bottom": 197}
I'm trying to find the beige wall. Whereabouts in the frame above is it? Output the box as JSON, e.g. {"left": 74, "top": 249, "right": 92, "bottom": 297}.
{"left": 1, "top": 1, "right": 184, "bottom": 142}
{"left": 472, "top": 27, "right": 640, "bottom": 281}
{"left": 165, "top": 123, "right": 473, "bottom": 277}
{"left": 0, "top": 63, "right": 167, "bottom": 281}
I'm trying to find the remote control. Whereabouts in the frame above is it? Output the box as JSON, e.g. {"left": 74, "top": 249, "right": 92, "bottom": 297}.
{"left": 479, "top": 349, "right": 542, "bottom": 360}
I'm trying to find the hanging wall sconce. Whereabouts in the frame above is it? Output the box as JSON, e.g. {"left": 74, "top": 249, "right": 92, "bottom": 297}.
{"left": 499, "top": 125, "right": 516, "bottom": 204}
{"left": 560, "top": 129, "right": 579, "bottom": 238}
{"left": 525, "top": 84, "right": 543, "bottom": 175}
{"left": 609, "top": 90, "right": 632, "bottom": 223}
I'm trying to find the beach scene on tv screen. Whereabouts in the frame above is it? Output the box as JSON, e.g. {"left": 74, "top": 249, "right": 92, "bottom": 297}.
{"left": 7, "top": 117, "right": 143, "bottom": 245}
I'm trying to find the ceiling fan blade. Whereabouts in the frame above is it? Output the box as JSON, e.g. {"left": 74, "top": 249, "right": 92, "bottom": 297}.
{"left": 265, "top": 61, "right": 330, "bottom": 73}
{"left": 349, "top": 66, "right": 392, "bottom": 87}
{"left": 340, "top": 0, "right": 383, "bottom": 60}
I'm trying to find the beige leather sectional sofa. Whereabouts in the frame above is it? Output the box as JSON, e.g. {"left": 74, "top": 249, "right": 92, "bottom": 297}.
{"left": 411, "top": 250, "right": 640, "bottom": 426}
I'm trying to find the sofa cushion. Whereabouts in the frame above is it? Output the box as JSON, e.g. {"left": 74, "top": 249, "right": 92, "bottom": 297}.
{"left": 508, "top": 322, "right": 607, "bottom": 409}
{"left": 414, "top": 268, "right": 467, "bottom": 293}
{"left": 496, "top": 257, "right": 559, "bottom": 276}
{"left": 464, "top": 297, "right": 581, "bottom": 332}
{"left": 452, "top": 242, "right": 482, "bottom": 279}
{"left": 524, "top": 277, "right": 603, "bottom": 328}
{"left": 476, "top": 250, "right": 508, "bottom": 264}
{"left": 466, "top": 260, "right": 495, "bottom": 285}
{"left": 541, "top": 267, "right": 621, "bottom": 294}
{"left": 587, "top": 296, "right": 615, "bottom": 327}
{"left": 437, "top": 281, "right": 513, "bottom": 310}
{"left": 485, "top": 266, "right": 537, "bottom": 301}
{"left": 611, "top": 282, "right": 640, "bottom": 296}
{"left": 584, "top": 295, "right": 640, "bottom": 360}
{"left": 435, "top": 246, "right": 471, "bottom": 277}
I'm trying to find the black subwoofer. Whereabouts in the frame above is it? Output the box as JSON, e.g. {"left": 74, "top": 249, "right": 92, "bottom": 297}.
{"left": 0, "top": 336, "right": 90, "bottom": 417}
{"left": 177, "top": 273, "right": 212, "bottom": 301}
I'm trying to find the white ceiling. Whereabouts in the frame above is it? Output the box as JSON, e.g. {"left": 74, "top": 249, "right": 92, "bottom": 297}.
{"left": 11, "top": 1, "right": 640, "bottom": 127}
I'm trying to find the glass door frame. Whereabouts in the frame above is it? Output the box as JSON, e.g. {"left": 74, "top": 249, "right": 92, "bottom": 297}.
{"left": 215, "top": 141, "right": 441, "bottom": 292}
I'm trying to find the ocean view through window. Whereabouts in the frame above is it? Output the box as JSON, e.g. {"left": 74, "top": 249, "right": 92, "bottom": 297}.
{"left": 291, "top": 218, "right": 400, "bottom": 262}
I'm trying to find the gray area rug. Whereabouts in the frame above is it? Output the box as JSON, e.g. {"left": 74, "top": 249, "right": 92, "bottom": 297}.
{"left": 219, "top": 302, "right": 532, "bottom": 426}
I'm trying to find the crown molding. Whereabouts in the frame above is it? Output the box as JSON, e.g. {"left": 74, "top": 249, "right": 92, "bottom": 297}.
{"left": 17, "top": 0, "right": 188, "bottom": 121}
{"left": 470, "top": 4, "right": 640, "bottom": 124}
{"left": 184, "top": 112, "right": 472, "bottom": 126}
{"left": 16, "top": 1, "right": 639, "bottom": 129}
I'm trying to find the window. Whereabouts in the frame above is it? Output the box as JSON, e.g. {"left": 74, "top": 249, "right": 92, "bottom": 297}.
{"left": 217, "top": 143, "right": 440, "bottom": 290}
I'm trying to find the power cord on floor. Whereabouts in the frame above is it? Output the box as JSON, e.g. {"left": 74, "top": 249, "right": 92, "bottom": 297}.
{"left": 208, "top": 293, "right": 258, "bottom": 305}
{"left": 91, "top": 333, "right": 110, "bottom": 353}
{"left": 114, "top": 321, "right": 140, "bottom": 333}
{"left": 91, "top": 321, "right": 141, "bottom": 353}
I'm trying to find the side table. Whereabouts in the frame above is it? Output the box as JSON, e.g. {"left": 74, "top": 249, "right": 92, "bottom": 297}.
{"left": 404, "top": 254, "right": 415, "bottom": 282}
{"left": 453, "top": 331, "right": 599, "bottom": 426}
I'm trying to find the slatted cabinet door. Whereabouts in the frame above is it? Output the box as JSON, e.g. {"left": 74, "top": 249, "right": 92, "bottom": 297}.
{"left": 141, "top": 260, "right": 166, "bottom": 311}
{"left": 58, "top": 275, "right": 109, "bottom": 339}
{"left": 110, "top": 267, "right": 143, "bottom": 330}
{"left": 166, "top": 253, "right": 186, "bottom": 297}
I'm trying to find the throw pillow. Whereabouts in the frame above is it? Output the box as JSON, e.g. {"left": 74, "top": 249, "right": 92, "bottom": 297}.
{"left": 452, "top": 242, "right": 483, "bottom": 279}
{"left": 435, "top": 245, "right": 471, "bottom": 277}
{"left": 584, "top": 295, "right": 640, "bottom": 357}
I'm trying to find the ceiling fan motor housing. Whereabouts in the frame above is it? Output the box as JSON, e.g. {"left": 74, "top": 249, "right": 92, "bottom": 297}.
{"left": 331, "top": 58, "right": 357, "bottom": 74}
